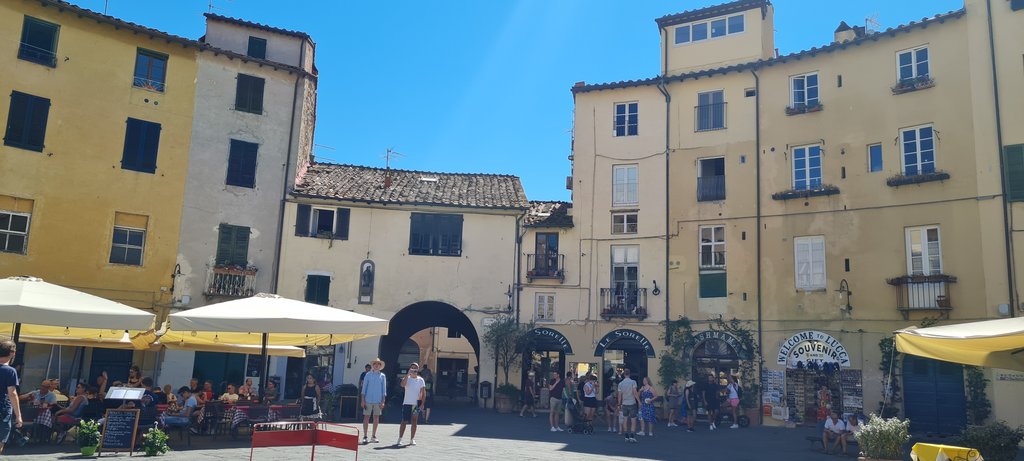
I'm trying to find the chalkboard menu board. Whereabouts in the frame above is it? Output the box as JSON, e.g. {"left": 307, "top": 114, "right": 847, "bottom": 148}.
{"left": 100, "top": 409, "right": 140, "bottom": 454}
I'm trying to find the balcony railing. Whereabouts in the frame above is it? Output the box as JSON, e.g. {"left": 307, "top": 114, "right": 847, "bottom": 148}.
{"left": 697, "top": 175, "right": 726, "bottom": 202}
{"left": 695, "top": 102, "right": 727, "bottom": 132}
{"left": 599, "top": 287, "right": 648, "bottom": 320}
{"left": 205, "top": 265, "right": 258, "bottom": 297}
{"left": 886, "top": 274, "right": 957, "bottom": 320}
{"left": 18, "top": 42, "right": 56, "bottom": 67}
{"left": 527, "top": 253, "right": 565, "bottom": 282}
{"left": 132, "top": 76, "right": 166, "bottom": 93}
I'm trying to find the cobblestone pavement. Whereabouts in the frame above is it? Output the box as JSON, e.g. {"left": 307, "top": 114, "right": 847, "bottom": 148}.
{"left": 4, "top": 403, "right": 1022, "bottom": 461}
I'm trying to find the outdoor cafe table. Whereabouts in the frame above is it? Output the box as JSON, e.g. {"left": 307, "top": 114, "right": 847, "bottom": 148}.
{"left": 230, "top": 404, "right": 296, "bottom": 430}
{"left": 911, "top": 442, "right": 984, "bottom": 461}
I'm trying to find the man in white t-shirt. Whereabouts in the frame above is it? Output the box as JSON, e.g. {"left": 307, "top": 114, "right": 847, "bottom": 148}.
{"left": 822, "top": 411, "right": 846, "bottom": 454}
{"left": 397, "top": 363, "right": 426, "bottom": 446}
{"left": 617, "top": 368, "right": 639, "bottom": 443}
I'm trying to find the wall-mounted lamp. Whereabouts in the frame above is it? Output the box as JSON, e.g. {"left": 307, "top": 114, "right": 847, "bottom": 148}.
{"left": 504, "top": 284, "right": 513, "bottom": 311}
{"left": 836, "top": 279, "right": 853, "bottom": 313}
{"left": 652, "top": 280, "right": 661, "bottom": 296}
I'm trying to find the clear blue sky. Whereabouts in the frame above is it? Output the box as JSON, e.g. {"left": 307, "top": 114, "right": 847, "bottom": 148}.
{"left": 76, "top": 0, "right": 962, "bottom": 201}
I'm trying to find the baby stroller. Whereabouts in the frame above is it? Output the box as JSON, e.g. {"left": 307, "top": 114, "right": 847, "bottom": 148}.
{"left": 565, "top": 399, "right": 594, "bottom": 435}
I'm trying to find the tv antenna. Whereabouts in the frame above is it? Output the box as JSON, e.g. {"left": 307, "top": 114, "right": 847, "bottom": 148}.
{"left": 207, "top": 0, "right": 232, "bottom": 13}
{"left": 865, "top": 14, "right": 881, "bottom": 34}
{"left": 313, "top": 144, "right": 339, "bottom": 163}
{"left": 383, "top": 148, "right": 405, "bottom": 169}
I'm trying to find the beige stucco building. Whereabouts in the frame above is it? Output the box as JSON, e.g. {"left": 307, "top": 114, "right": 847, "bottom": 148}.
{"left": 567, "top": 0, "right": 1024, "bottom": 432}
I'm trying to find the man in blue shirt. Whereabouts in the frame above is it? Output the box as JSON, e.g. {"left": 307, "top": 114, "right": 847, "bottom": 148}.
{"left": 0, "top": 340, "right": 23, "bottom": 455}
{"left": 361, "top": 358, "right": 387, "bottom": 444}
{"left": 162, "top": 387, "right": 197, "bottom": 430}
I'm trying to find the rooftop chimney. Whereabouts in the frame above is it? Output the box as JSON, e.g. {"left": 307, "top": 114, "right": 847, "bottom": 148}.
{"left": 833, "top": 21, "right": 865, "bottom": 43}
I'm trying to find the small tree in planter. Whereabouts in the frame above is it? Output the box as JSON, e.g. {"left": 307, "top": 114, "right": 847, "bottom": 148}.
{"left": 855, "top": 414, "right": 911, "bottom": 461}
{"left": 77, "top": 419, "right": 101, "bottom": 456}
{"left": 483, "top": 316, "right": 534, "bottom": 412}
{"left": 957, "top": 421, "right": 1024, "bottom": 461}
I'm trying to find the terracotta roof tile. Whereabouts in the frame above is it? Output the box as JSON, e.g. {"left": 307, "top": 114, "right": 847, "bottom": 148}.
{"left": 524, "top": 201, "right": 573, "bottom": 228}
{"left": 294, "top": 163, "right": 530, "bottom": 210}
{"left": 204, "top": 13, "right": 312, "bottom": 42}
{"left": 655, "top": 0, "right": 768, "bottom": 28}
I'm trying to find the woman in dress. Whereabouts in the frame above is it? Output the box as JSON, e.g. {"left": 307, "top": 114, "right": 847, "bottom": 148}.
{"left": 519, "top": 372, "right": 536, "bottom": 417}
{"left": 638, "top": 376, "right": 657, "bottom": 437}
{"left": 126, "top": 365, "right": 142, "bottom": 388}
{"left": 298, "top": 373, "right": 321, "bottom": 419}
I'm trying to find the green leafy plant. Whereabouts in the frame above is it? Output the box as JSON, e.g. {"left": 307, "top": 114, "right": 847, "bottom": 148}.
{"left": 482, "top": 316, "right": 535, "bottom": 385}
{"left": 956, "top": 421, "right": 1024, "bottom": 461}
{"left": 659, "top": 316, "right": 761, "bottom": 408}
{"left": 140, "top": 427, "right": 171, "bottom": 456}
{"left": 658, "top": 317, "right": 695, "bottom": 389}
{"left": 964, "top": 366, "right": 991, "bottom": 425}
{"left": 495, "top": 383, "right": 520, "bottom": 397}
{"left": 77, "top": 419, "right": 101, "bottom": 448}
{"left": 855, "top": 414, "right": 911, "bottom": 460}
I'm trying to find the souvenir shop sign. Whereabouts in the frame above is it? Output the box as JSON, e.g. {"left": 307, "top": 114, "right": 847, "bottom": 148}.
{"left": 688, "top": 330, "right": 753, "bottom": 360}
{"left": 594, "top": 329, "right": 656, "bottom": 357}
{"left": 532, "top": 327, "right": 574, "bottom": 355}
{"left": 777, "top": 331, "right": 850, "bottom": 368}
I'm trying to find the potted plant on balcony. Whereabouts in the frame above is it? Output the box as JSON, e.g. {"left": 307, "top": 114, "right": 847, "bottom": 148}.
{"left": 77, "top": 419, "right": 101, "bottom": 456}
{"left": 855, "top": 414, "right": 910, "bottom": 461}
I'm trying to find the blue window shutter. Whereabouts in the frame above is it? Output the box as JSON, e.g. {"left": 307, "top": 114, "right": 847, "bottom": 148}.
{"left": 295, "top": 204, "right": 311, "bottom": 236}
{"left": 122, "top": 118, "right": 143, "bottom": 169}
{"left": 141, "top": 121, "right": 161, "bottom": 172}
{"left": 335, "top": 208, "right": 350, "bottom": 240}
{"left": 4, "top": 92, "right": 29, "bottom": 147}
{"left": 25, "top": 95, "right": 49, "bottom": 150}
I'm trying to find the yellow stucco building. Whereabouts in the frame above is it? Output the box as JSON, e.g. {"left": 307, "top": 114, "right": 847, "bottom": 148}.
{"left": 566, "top": 0, "right": 1024, "bottom": 432}
{"left": 0, "top": 0, "right": 198, "bottom": 384}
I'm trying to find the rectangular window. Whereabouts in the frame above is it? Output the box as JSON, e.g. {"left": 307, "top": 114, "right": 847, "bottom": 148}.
{"left": 235, "top": 74, "right": 265, "bottom": 114}
{"left": 409, "top": 213, "right": 463, "bottom": 256}
{"left": 215, "top": 224, "right": 250, "bottom": 266}
{"left": 613, "top": 102, "right": 638, "bottom": 137}
{"left": 906, "top": 226, "right": 942, "bottom": 275}
{"left": 120, "top": 118, "right": 161, "bottom": 174}
{"left": 612, "top": 164, "right": 639, "bottom": 206}
{"left": 226, "top": 139, "right": 258, "bottom": 188}
{"left": 611, "top": 212, "right": 638, "bottom": 234}
{"left": 697, "top": 157, "right": 726, "bottom": 201}
{"left": 794, "top": 235, "right": 826, "bottom": 290}
{"left": 1004, "top": 144, "right": 1024, "bottom": 201}
{"left": 792, "top": 144, "right": 822, "bottom": 190}
{"left": 691, "top": 22, "right": 708, "bottom": 41}
{"left": 305, "top": 274, "right": 330, "bottom": 306}
{"left": 710, "top": 18, "right": 727, "bottom": 38}
{"left": 294, "top": 204, "right": 349, "bottom": 239}
{"left": 897, "top": 46, "right": 930, "bottom": 82}
{"left": 0, "top": 211, "right": 30, "bottom": 254}
{"left": 699, "top": 225, "right": 725, "bottom": 268}
{"left": 868, "top": 144, "right": 883, "bottom": 172}
{"left": 791, "top": 73, "right": 819, "bottom": 107}
{"left": 3, "top": 91, "right": 50, "bottom": 152}
{"left": 109, "top": 226, "right": 145, "bottom": 265}
{"left": 611, "top": 245, "right": 639, "bottom": 298}
{"left": 674, "top": 25, "right": 690, "bottom": 44}
{"left": 133, "top": 49, "right": 167, "bottom": 92}
{"left": 727, "top": 14, "right": 745, "bottom": 33}
{"left": 19, "top": 16, "right": 59, "bottom": 67}
{"left": 901, "top": 125, "right": 935, "bottom": 176}
{"left": 696, "top": 90, "right": 725, "bottom": 131}
{"left": 247, "top": 36, "right": 267, "bottom": 59}
{"left": 535, "top": 293, "right": 555, "bottom": 322}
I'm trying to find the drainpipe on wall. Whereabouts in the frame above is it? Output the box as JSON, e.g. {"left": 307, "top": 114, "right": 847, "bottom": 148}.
{"left": 657, "top": 79, "right": 671, "bottom": 346}
{"left": 514, "top": 214, "right": 524, "bottom": 323}
{"left": 750, "top": 68, "right": 764, "bottom": 424}
{"left": 271, "top": 41, "right": 307, "bottom": 295}
{"left": 985, "top": 0, "right": 1017, "bottom": 317}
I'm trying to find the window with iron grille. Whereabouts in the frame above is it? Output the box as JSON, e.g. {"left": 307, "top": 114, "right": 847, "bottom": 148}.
{"left": 409, "top": 213, "right": 463, "bottom": 256}
{"left": 133, "top": 49, "right": 168, "bottom": 92}
{"left": 18, "top": 16, "right": 59, "bottom": 67}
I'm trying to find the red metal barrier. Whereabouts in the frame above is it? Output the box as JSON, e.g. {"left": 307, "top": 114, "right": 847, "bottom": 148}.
{"left": 250, "top": 422, "right": 359, "bottom": 460}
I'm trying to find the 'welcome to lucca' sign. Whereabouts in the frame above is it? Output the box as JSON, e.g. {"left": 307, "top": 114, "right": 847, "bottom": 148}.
{"left": 777, "top": 330, "right": 850, "bottom": 368}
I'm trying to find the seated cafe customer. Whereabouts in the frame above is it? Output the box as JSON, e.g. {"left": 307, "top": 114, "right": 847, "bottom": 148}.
{"left": 262, "top": 380, "right": 279, "bottom": 403}
{"left": 20, "top": 379, "right": 58, "bottom": 408}
{"left": 54, "top": 383, "right": 89, "bottom": 424}
{"left": 162, "top": 387, "right": 197, "bottom": 428}
{"left": 219, "top": 384, "right": 240, "bottom": 404}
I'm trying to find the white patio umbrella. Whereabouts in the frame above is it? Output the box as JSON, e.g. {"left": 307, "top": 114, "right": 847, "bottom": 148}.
{"left": 0, "top": 276, "right": 155, "bottom": 343}
{"left": 166, "top": 293, "right": 389, "bottom": 391}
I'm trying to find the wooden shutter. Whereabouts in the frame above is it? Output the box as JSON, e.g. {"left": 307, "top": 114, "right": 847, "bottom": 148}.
{"left": 227, "top": 140, "right": 258, "bottom": 188}
{"left": 122, "top": 118, "right": 143, "bottom": 169}
{"left": 247, "top": 37, "right": 267, "bottom": 59}
{"left": 140, "top": 121, "right": 161, "bottom": 173}
{"left": 1005, "top": 145, "right": 1024, "bottom": 202}
{"left": 232, "top": 226, "right": 250, "bottom": 266}
{"left": 250, "top": 76, "right": 265, "bottom": 113}
{"left": 295, "top": 204, "right": 311, "bottom": 236}
{"left": 235, "top": 75, "right": 249, "bottom": 111}
{"left": 25, "top": 95, "right": 49, "bottom": 150}
{"left": 316, "top": 276, "right": 330, "bottom": 305}
{"left": 216, "top": 225, "right": 234, "bottom": 265}
{"left": 4, "top": 92, "right": 29, "bottom": 146}
{"left": 334, "top": 208, "right": 350, "bottom": 240}
{"left": 304, "top": 275, "right": 318, "bottom": 303}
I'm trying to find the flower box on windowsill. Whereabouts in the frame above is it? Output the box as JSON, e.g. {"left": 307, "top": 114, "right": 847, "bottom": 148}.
{"left": 891, "top": 76, "right": 935, "bottom": 95}
{"left": 771, "top": 185, "right": 840, "bottom": 201}
{"left": 886, "top": 171, "right": 950, "bottom": 187}
{"left": 784, "top": 102, "right": 823, "bottom": 116}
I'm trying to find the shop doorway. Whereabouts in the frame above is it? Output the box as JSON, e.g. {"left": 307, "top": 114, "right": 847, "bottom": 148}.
{"left": 691, "top": 336, "right": 741, "bottom": 383}
{"left": 594, "top": 329, "right": 655, "bottom": 398}
{"left": 437, "top": 358, "right": 469, "bottom": 399}
{"left": 88, "top": 348, "right": 133, "bottom": 386}
{"left": 902, "top": 356, "right": 965, "bottom": 435}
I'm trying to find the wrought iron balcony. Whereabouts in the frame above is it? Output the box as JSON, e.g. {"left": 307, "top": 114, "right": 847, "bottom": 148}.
{"left": 886, "top": 274, "right": 956, "bottom": 320}
{"left": 18, "top": 42, "right": 56, "bottom": 67}
{"left": 697, "top": 175, "right": 726, "bottom": 202}
{"left": 527, "top": 253, "right": 565, "bottom": 282}
{"left": 204, "top": 264, "right": 258, "bottom": 297}
{"left": 599, "top": 287, "right": 648, "bottom": 320}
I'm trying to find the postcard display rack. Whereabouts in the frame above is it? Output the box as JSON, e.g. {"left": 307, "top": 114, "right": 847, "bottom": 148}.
{"left": 784, "top": 369, "right": 863, "bottom": 423}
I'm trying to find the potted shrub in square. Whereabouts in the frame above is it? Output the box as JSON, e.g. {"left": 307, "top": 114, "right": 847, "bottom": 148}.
{"left": 77, "top": 419, "right": 101, "bottom": 456}
{"left": 855, "top": 414, "right": 910, "bottom": 461}
{"left": 140, "top": 427, "right": 171, "bottom": 456}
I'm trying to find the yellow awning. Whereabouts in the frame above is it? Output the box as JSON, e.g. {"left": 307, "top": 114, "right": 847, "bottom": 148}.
{"left": 895, "top": 317, "right": 1024, "bottom": 371}
{"left": 4, "top": 332, "right": 305, "bottom": 358}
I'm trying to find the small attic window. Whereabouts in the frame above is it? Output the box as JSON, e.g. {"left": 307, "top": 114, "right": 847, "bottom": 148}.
{"left": 419, "top": 176, "right": 438, "bottom": 182}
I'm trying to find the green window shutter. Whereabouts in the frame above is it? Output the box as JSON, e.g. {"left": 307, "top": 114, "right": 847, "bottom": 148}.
{"left": 216, "top": 225, "right": 234, "bottom": 265}
{"left": 699, "top": 272, "right": 727, "bottom": 298}
{"left": 305, "top": 275, "right": 330, "bottom": 305}
{"left": 295, "top": 204, "right": 311, "bottom": 236}
{"left": 247, "top": 37, "right": 267, "bottom": 59}
{"left": 232, "top": 226, "right": 250, "bottom": 266}
{"left": 4, "top": 92, "right": 29, "bottom": 147}
{"left": 334, "top": 208, "right": 350, "bottom": 240}
{"left": 25, "top": 95, "right": 49, "bottom": 150}
{"left": 1005, "top": 145, "right": 1024, "bottom": 202}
